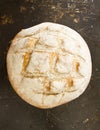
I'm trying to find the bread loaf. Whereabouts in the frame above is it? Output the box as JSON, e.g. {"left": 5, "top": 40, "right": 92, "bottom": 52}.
{"left": 7, "top": 22, "right": 92, "bottom": 108}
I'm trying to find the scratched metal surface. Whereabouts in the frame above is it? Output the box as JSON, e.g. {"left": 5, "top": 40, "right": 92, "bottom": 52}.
{"left": 0, "top": 0, "right": 100, "bottom": 130}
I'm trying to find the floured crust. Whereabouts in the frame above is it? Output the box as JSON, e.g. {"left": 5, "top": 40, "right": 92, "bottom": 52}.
{"left": 7, "top": 22, "right": 92, "bottom": 108}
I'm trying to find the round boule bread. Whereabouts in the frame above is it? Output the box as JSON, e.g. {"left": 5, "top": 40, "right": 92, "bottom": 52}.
{"left": 7, "top": 22, "right": 92, "bottom": 108}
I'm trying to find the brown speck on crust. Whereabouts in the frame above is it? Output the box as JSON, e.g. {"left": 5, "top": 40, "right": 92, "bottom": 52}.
{"left": 45, "top": 26, "right": 49, "bottom": 30}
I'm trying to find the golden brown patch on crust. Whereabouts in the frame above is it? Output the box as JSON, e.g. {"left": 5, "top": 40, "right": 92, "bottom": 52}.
{"left": 75, "top": 62, "right": 80, "bottom": 72}
{"left": 22, "top": 52, "right": 32, "bottom": 72}
{"left": 43, "top": 77, "right": 51, "bottom": 92}
{"left": 46, "top": 82, "right": 51, "bottom": 92}
{"left": 26, "top": 38, "right": 38, "bottom": 48}
{"left": 67, "top": 77, "right": 73, "bottom": 87}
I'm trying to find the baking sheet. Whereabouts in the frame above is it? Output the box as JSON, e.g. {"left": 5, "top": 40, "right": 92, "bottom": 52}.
{"left": 0, "top": 0, "right": 100, "bottom": 130}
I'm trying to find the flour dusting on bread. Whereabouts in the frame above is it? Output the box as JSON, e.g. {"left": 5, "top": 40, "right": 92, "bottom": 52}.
{"left": 7, "top": 22, "right": 92, "bottom": 108}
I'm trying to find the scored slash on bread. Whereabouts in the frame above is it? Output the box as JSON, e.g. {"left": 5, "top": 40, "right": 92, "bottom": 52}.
{"left": 7, "top": 22, "right": 92, "bottom": 108}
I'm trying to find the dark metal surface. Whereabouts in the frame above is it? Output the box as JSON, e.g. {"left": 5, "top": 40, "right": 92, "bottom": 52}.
{"left": 0, "top": 0, "right": 100, "bottom": 130}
